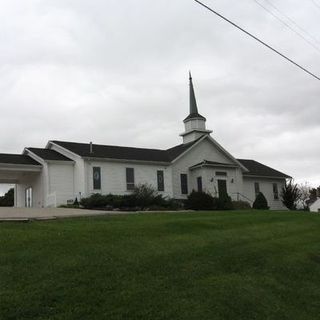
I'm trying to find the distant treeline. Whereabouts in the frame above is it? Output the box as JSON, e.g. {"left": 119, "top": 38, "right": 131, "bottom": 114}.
{"left": 0, "top": 188, "right": 14, "bottom": 207}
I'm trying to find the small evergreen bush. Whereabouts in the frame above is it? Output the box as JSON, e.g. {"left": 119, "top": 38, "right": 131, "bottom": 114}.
{"left": 186, "top": 191, "right": 214, "bottom": 210}
{"left": 216, "top": 194, "right": 234, "bottom": 210}
{"left": 132, "top": 184, "right": 159, "bottom": 209}
{"left": 253, "top": 192, "right": 269, "bottom": 210}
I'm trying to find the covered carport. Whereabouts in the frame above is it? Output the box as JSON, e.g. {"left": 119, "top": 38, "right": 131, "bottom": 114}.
{"left": 0, "top": 154, "right": 42, "bottom": 207}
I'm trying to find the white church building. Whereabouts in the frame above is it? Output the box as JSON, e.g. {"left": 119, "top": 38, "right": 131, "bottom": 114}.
{"left": 0, "top": 75, "right": 290, "bottom": 209}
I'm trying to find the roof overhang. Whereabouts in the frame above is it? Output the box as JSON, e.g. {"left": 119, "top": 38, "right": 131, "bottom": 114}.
{"left": 24, "top": 148, "right": 75, "bottom": 165}
{"left": 83, "top": 156, "right": 170, "bottom": 166}
{"left": 0, "top": 163, "right": 42, "bottom": 172}
{"left": 189, "top": 161, "right": 238, "bottom": 171}
{"left": 243, "top": 174, "right": 291, "bottom": 180}
{"left": 179, "top": 129, "right": 212, "bottom": 137}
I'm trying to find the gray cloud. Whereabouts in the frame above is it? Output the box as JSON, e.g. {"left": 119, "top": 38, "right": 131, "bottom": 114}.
{"left": 0, "top": 0, "right": 319, "bottom": 194}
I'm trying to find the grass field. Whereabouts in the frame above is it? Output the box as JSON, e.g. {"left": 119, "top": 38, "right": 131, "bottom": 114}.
{"left": 1, "top": 210, "right": 320, "bottom": 320}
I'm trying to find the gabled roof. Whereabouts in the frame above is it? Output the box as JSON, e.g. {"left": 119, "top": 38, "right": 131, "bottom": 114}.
{"left": 189, "top": 160, "right": 237, "bottom": 170}
{"left": 0, "top": 153, "right": 41, "bottom": 166}
{"left": 27, "top": 148, "right": 73, "bottom": 162}
{"left": 237, "top": 159, "right": 291, "bottom": 178}
{"left": 50, "top": 139, "right": 200, "bottom": 163}
{"left": 166, "top": 138, "right": 203, "bottom": 161}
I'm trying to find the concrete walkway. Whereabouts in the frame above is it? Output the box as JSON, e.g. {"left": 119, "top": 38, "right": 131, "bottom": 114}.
{"left": 0, "top": 207, "right": 135, "bottom": 221}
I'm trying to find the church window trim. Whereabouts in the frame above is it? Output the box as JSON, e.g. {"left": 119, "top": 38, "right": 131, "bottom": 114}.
{"left": 126, "top": 168, "right": 135, "bottom": 191}
{"left": 93, "top": 167, "right": 101, "bottom": 190}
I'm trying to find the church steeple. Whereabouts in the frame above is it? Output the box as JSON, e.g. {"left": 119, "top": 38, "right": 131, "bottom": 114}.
{"left": 189, "top": 71, "right": 198, "bottom": 114}
{"left": 180, "top": 72, "right": 212, "bottom": 144}
{"left": 184, "top": 72, "right": 206, "bottom": 122}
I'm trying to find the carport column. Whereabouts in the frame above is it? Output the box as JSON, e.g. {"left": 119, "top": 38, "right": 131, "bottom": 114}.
{"left": 14, "top": 184, "right": 17, "bottom": 207}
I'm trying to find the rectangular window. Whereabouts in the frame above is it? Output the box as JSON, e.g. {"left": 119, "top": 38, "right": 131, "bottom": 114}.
{"left": 273, "top": 183, "right": 279, "bottom": 200}
{"left": 216, "top": 171, "right": 227, "bottom": 176}
{"left": 197, "top": 176, "right": 203, "bottom": 192}
{"left": 180, "top": 174, "right": 188, "bottom": 195}
{"left": 254, "top": 182, "right": 260, "bottom": 196}
{"left": 126, "top": 168, "right": 135, "bottom": 191}
{"left": 157, "top": 170, "right": 164, "bottom": 191}
{"left": 93, "top": 167, "right": 101, "bottom": 190}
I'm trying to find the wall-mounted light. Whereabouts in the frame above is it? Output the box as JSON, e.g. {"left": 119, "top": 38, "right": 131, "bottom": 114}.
{"left": 210, "top": 178, "right": 214, "bottom": 182}
{"left": 231, "top": 178, "right": 234, "bottom": 183}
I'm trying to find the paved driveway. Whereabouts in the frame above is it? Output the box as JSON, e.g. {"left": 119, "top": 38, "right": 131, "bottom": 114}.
{"left": 0, "top": 207, "right": 132, "bottom": 221}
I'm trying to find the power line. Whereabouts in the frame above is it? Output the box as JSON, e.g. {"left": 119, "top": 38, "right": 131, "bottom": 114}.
{"left": 193, "top": 0, "right": 320, "bottom": 81}
{"left": 253, "top": 0, "right": 320, "bottom": 53}
{"left": 311, "top": 0, "right": 320, "bottom": 10}
{"left": 263, "top": 0, "right": 320, "bottom": 47}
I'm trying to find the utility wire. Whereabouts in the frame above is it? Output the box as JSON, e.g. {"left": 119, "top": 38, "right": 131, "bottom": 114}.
{"left": 311, "top": 0, "right": 320, "bottom": 10}
{"left": 263, "top": 0, "right": 320, "bottom": 47}
{"left": 253, "top": 0, "right": 320, "bottom": 53}
{"left": 193, "top": 0, "right": 320, "bottom": 81}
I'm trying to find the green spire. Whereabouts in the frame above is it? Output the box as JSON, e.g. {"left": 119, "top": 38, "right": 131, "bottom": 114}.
{"left": 189, "top": 71, "right": 199, "bottom": 115}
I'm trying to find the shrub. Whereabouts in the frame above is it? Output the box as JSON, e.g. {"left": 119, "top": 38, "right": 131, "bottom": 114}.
{"left": 253, "top": 192, "right": 269, "bottom": 210}
{"left": 79, "top": 184, "right": 178, "bottom": 210}
{"left": 232, "top": 200, "right": 251, "bottom": 210}
{"left": 132, "top": 184, "right": 159, "bottom": 209}
{"left": 80, "top": 193, "right": 108, "bottom": 209}
{"left": 73, "top": 198, "right": 79, "bottom": 207}
{"left": 216, "top": 194, "right": 234, "bottom": 210}
{"left": 186, "top": 191, "right": 214, "bottom": 210}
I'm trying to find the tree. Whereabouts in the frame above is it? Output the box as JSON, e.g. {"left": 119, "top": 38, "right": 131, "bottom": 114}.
{"left": 308, "top": 186, "right": 320, "bottom": 205}
{"left": 281, "top": 180, "right": 300, "bottom": 210}
{"left": 0, "top": 188, "right": 14, "bottom": 207}
{"left": 298, "top": 182, "right": 311, "bottom": 210}
{"left": 253, "top": 192, "right": 269, "bottom": 209}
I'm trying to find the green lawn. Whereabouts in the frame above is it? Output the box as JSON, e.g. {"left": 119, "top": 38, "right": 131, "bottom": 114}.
{"left": 1, "top": 210, "right": 320, "bottom": 320}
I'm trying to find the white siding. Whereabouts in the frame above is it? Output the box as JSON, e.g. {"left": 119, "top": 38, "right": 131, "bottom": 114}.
{"left": 190, "top": 166, "right": 243, "bottom": 200}
{"left": 171, "top": 138, "right": 243, "bottom": 199}
{"left": 84, "top": 161, "right": 173, "bottom": 198}
{"left": 242, "top": 177, "right": 286, "bottom": 210}
{"left": 49, "top": 144, "right": 86, "bottom": 200}
{"left": 310, "top": 199, "right": 320, "bottom": 212}
{"left": 15, "top": 172, "right": 43, "bottom": 207}
{"left": 47, "top": 163, "right": 74, "bottom": 205}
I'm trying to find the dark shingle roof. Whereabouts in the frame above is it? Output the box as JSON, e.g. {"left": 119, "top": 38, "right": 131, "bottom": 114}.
{"left": 0, "top": 154, "right": 41, "bottom": 166}
{"left": 27, "top": 148, "right": 73, "bottom": 162}
{"left": 237, "top": 159, "right": 290, "bottom": 178}
{"left": 166, "top": 139, "right": 202, "bottom": 161}
{"left": 51, "top": 138, "right": 201, "bottom": 163}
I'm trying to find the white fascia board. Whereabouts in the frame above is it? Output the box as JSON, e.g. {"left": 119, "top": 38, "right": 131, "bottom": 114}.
{"left": 25, "top": 148, "right": 74, "bottom": 165}
{"left": 46, "top": 141, "right": 81, "bottom": 160}
{"left": 23, "top": 148, "right": 46, "bottom": 165}
{"left": 206, "top": 136, "right": 249, "bottom": 172}
{"left": 189, "top": 163, "right": 238, "bottom": 171}
{"left": 0, "top": 163, "right": 42, "bottom": 172}
{"left": 170, "top": 135, "right": 208, "bottom": 164}
{"left": 83, "top": 157, "right": 170, "bottom": 166}
{"left": 46, "top": 160, "right": 75, "bottom": 165}
{"left": 242, "top": 175, "right": 288, "bottom": 180}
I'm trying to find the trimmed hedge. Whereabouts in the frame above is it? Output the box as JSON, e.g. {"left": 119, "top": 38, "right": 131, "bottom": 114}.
{"left": 79, "top": 184, "right": 182, "bottom": 211}
{"left": 186, "top": 191, "right": 234, "bottom": 210}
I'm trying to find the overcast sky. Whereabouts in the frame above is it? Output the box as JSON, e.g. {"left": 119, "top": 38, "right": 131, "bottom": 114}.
{"left": 0, "top": 0, "right": 319, "bottom": 195}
